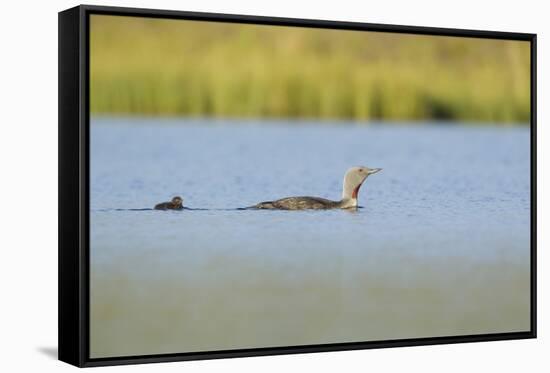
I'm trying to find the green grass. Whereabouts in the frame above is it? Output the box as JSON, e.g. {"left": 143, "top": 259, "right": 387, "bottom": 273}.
{"left": 90, "top": 15, "right": 531, "bottom": 124}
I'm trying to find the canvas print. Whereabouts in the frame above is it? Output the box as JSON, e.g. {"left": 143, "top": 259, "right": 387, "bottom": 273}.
{"left": 89, "top": 15, "right": 531, "bottom": 358}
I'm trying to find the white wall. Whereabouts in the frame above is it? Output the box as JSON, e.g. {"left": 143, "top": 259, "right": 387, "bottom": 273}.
{"left": 0, "top": 0, "right": 546, "bottom": 371}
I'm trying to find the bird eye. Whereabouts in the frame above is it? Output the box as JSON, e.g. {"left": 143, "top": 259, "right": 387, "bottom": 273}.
{"left": 359, "top": 168, "right": 364, "bottom": 172}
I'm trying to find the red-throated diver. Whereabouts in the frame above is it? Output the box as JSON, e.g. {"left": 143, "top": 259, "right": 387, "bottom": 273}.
{"left": 252, "top": 166, "right": 381, "bottom": 210}
{"left": 154, "top": 196, "right": 184, "bottom": 210}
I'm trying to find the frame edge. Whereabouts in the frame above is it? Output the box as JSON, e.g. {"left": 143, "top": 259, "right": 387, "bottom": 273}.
{"left": 58, "top": 5, "right": 86, "bottom": 368}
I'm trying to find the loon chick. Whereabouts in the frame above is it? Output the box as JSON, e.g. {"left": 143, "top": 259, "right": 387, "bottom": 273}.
{"left": 154, "top": 196, "right": 184, "bottom": 210}
{"left": 253, "top": 166, "right": 381, "bottom": 210}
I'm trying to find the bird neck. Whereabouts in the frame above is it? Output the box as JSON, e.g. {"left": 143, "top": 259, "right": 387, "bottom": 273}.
{"left": 339, "top": 197, "right": 358, "bottom": 208}
{"left": 342, "top": 180, "right": 361, "bottom": 207}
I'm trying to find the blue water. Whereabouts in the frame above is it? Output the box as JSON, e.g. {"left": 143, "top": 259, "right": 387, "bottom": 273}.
{"left": 89, "top": 118, "right": 531, "bottom": 358}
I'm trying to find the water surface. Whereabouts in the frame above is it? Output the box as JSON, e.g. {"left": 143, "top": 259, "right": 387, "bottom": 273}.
{"left": 90, "top": 118, "right": 531, "bottom": 358}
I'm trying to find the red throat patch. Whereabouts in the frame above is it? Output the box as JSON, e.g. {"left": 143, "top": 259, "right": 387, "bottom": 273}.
{"left": 351, "top": 183, "right": 362, "bottom": 199}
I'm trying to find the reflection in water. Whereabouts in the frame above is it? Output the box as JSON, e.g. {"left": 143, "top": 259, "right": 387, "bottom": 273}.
{"left": 90, "top": 120, "right": 530, "bottom": 358}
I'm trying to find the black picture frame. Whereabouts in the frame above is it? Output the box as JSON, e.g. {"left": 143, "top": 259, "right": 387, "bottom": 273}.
{"left": 59, "top": 4, "right": 537, "bottom": 367}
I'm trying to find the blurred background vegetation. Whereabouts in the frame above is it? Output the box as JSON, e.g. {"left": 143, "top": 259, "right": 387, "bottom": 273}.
{"left": 90, "top": 15, "right": 530, "bottom": 124}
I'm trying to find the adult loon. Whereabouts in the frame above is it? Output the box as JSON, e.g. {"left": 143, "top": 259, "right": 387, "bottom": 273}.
{"left": 154, "top": 196, "right": 184, "bottom": 210}
{"left": 252, "top": 166, "right": 381, "bottom": 210}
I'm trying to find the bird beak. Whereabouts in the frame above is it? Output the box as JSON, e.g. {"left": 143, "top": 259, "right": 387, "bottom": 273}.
{"left": 368, "top": 168, "right": 382, "bottom": 174}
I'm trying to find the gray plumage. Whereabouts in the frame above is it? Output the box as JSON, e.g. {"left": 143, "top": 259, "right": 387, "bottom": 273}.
{"left": 254, "top": 196, "right": 342, "bottom": 210}
{"left": 250, "top": 166, "right": 381, "bottom": 211}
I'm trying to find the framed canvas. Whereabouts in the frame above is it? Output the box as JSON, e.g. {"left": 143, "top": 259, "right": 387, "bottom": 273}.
{"left": 58, "top": 4, "right": 537, "bottom": 367}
